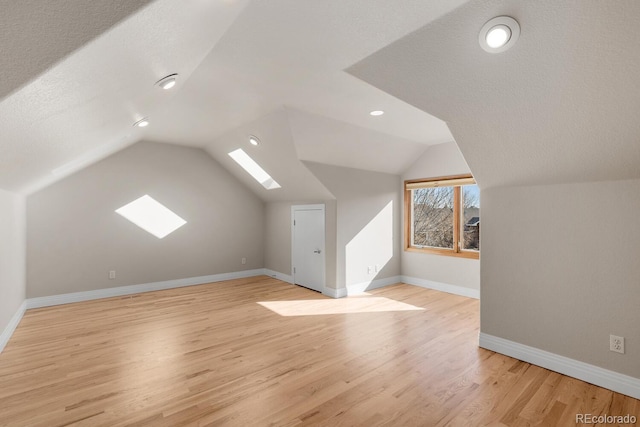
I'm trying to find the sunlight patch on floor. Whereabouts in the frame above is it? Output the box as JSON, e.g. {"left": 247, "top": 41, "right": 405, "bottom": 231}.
{"left": 257, "top": 297, "right": 424, "bottom": 316}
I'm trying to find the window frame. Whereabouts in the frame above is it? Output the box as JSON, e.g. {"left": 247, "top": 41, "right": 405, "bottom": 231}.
{"left": 404, "top": 174, "right": 479, "bottom": 259}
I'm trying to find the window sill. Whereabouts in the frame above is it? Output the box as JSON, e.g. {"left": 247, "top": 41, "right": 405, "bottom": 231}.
{"left": 405, "top": 246, "right": 479, "bottom": 259}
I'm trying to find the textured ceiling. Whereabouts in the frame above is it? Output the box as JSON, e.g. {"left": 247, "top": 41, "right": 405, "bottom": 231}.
{"left": 8, "top": 0, "right": 635, "bottom": 197}
{"left": 0, "top": 0, "right": 153, "bottom": 102}
{"left": 0, "top": 0, "right": 465, "bottom": 195}
{"left": 145, "top": 0, "right": 464, "bottom": 148}
{"left": 349, "top": 0, "right": 640, "bottom": 189}
{"left": 0, "top": 0, "right": 250, "bottom": 194}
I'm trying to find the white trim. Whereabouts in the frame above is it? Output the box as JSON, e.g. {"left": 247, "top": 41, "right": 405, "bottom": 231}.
{"left": 401, "top": 275, "right": 480, "bottom": 299}
{"left": 264, "top": 269, "right": 294, "bottom": 284}
{"left": 322, "top": 287, "right": 347, "bottom": 299}
{"left": 26, "top": 269, "right": 265, "bottom": 309}
{"left": 0, "top": 301, "right": 27, "bottom": 353}
{"left": 291, "top": 204, "right": 326, "bottom": 211}
{"left": 479, "top": 332, "right": 640, "bottom": 400}
{"left": 347, "top": 275, "right": 402, "bottom": 296}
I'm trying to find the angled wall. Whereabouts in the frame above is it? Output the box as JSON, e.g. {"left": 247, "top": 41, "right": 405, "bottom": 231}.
{"left": 305, "top": 162, "right": 401, "bottom": 291}
{"left": 27, "top": 141, "right": 264, "bottom": 298}
{"left": 0, "top": 190, "right": 26, "bottom": 342}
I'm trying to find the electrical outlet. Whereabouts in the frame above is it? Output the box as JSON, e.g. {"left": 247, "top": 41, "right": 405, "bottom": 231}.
{"left": 375, "top": 264, "right": 379, "bottom": 273}
{"left": 109, "top": 270, "right": 116, "bottom": 280}
{"left": 367, "top": 266, "right": 373, "bottom": 274}
{"left": 241, "top": 257, "right": 246, "bottom": 265}
{"left": 610, "top": 335, "right": 625, "bottom": 354}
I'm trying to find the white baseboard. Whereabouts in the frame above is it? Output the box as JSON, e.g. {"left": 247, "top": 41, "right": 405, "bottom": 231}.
{"left": 401, "top": 275, "right": 480, "bottom": 299}
{"left": 346, "top": 275, "right": 402, "bottom": 296}
{"left": 323, "top": 287, "right": 347, "bottom": 299}
{"left": 26, "top": 269, "right": 265, "bottom": 309}
{"left": 263, "top": 269, "right": 294, "bottom": 284}
{"left": 479, "top": 332, "right": 640, "bottom": 400}
{"left": 333, "top": 275, "right": 478, "bottom": 299}
{"left": 0, "top": 301, "right": 27, "bottom": 353}
{"left": 263, "top": 269, "right": 345, "bottom": 298}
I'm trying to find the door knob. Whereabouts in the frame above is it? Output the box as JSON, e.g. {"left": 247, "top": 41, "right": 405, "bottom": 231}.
{"left": 313, "top": 249, "right": 321, "bottom": 254}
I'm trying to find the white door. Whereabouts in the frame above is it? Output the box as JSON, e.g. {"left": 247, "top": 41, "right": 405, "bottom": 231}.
{"left": 292, "top": 205, "right": 325, "bottom": 293}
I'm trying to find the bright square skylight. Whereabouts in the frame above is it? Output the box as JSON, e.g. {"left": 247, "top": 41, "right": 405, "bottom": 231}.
{"left": 228, "top": 148, "right": 281, "bottom": 190}
{"left": 115, "top": 195, "right": 186, "bottom": 239}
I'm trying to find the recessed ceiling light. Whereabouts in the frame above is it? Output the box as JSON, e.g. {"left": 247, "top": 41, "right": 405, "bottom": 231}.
{"left": 479, "top": 16, "right": 520, "bottom": 53}
{"left": 249, "top": 135, "right": 260, "bottom": 146}
{"left": 156, "top": 74, "right": 178, "bottom": 90}
{"left": 133, "top": 118, "right": 149, "bottom": 128}
{"left": 486, "top": 25, "right": 511, "bottom": 48}
{"left": 370, "top": 110, "right": 384, "bottom": 116}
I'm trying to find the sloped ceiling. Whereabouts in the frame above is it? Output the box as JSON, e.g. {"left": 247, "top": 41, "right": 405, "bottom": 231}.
{"left": 1, "top": 0, "right": 467, "bottom": 196}
{"left": 0, "top": 1, "right": 153, "bottom": 102}
{"left": 202, "top": 109, "right": 334, "bottom": 203}
{"left": 348, "top": 0, "right": 640, "bottom": 189}
{"left": 197, "top": 106, "right": 431, "bottom": 202}
{"left": 7, "top": 0, "right": 640, "bottom": 198}
{"left": 144, "top": 0, "right": 464, "bottom": 148}
{"left": 286, "top": 108, "right": 427, "bottom": 175}
{"left": 0, "top": 0, "right": 250, "bottom": 194}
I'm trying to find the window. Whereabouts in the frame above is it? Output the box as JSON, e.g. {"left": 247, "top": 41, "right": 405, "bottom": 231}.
{"left": 404, "top": 175, "right": 479, "bottom": 259}
{"left": 228, "top": 149, "right": 281, "bottom": 190}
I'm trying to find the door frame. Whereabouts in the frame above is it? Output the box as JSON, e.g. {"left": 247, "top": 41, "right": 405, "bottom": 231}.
{"left": 291, "top": 204, "right": 325, "bottom": 292}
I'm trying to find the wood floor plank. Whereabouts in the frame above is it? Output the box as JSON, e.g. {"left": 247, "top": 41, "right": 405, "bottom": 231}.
{"left": 0, "top": 277, "right": 638, "bottom": 426}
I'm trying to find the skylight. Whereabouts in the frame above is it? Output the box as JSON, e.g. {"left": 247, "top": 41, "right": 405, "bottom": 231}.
{"left": 228, "top": 148, "right": 281, "bottom": 190}
{"left": 115, "top": 195, "right": 186, "bottom": 239}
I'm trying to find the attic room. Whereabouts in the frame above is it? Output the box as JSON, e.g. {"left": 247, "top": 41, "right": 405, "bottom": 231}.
{"left": 0, "top": 1, "right": 639, "bottom": 425}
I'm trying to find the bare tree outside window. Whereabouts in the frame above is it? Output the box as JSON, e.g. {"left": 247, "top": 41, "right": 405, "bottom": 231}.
{"left": 405, "top": 175, "right": 480, "bottom": 258}
{"left": 412, "top": 187, "right": 454, "bottom": 249}
{"left": 461, "top": 185, "right": 480, "bottom": 251}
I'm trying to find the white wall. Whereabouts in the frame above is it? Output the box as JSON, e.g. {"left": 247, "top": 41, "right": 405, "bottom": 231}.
{"left": 401, "top": 142, "right": 480, "bottom": 291}
{"left": 0, "top": 189, "right": 26, "bottom": 337}
{"left": 27, "top": 141, "right": 265, "bottom": 298}
{"left": 305, "top": 162, "right": 401, "bottom": 290}
{"left": 264, "top": 200, "right": 338, "bottom": 290}
{"left": 482, "top": 179, "right": 640, "bottom": 378}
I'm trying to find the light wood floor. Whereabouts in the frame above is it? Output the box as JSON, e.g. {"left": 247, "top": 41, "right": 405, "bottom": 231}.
{"left": 0, "top": 277, "right": 638, "bottom": 426}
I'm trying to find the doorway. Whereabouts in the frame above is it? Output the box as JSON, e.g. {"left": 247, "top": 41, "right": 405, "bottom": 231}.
{"left": 291, "top": 204, "right": 325, "bottom": 293}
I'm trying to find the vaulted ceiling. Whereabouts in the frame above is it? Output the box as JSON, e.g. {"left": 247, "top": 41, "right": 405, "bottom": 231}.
{"left": 0, "top": 0, "right": 462, "bottom": 199}
{"left": 2, "top": 0, "right": 639, "bottom": 199}
{"left": 350, "top": 0, "right": 640, "bottom": 189}
{"left": 1, "top": 0, "right": 252, "bottom": 194}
